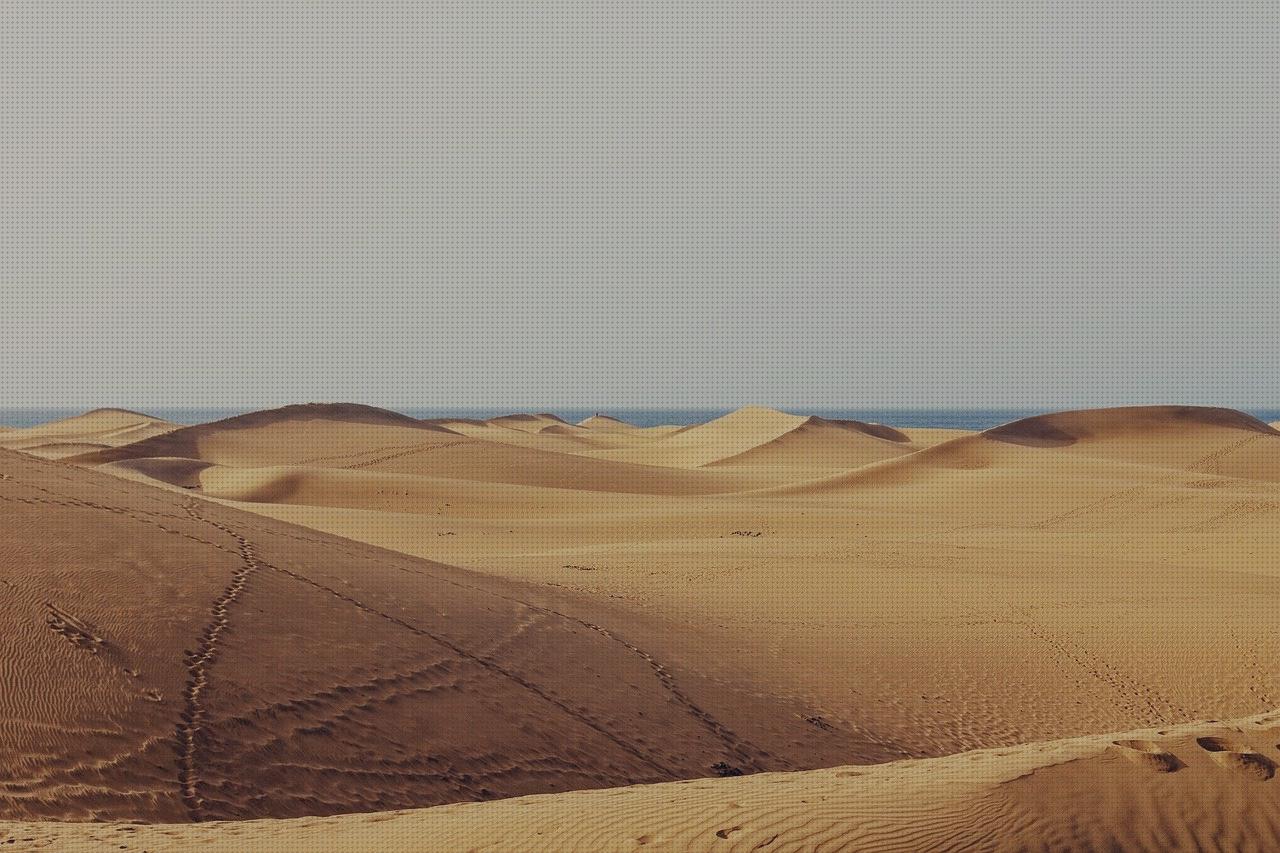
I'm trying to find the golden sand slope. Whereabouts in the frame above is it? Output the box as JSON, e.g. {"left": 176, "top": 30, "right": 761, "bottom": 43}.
{"left": 112, "top": 404, "right": 1280, "bottom": 767}
{"left": 484, "top": 412, "right": 572, "bottom": 433}
{"left": 776, "top": 405, "right": 1280, "bottom": 492}
{"left": 11, "top": 403, "right": 1280, "bottom": 850}
{"left": 703, "top": 415, "right": 914, "bottom": 472}
{"left": 0, "top": 408, "right": 180, "bottom": 460}
{"left": 72, "top": 403, "right": 462, "bottom": 468}
{"left": 578, "top": 414, "right": 638, "bottom": 430}
{"left": 74, "top": 405, "right": 765, "bottom": 495}
{"left": 14, "top": 711, "right": 1280, "bottom": 852}
{"left": 0, "top": 448, "right": 869, "bottom": 825}
{"left": 434, "top": 416, "right": 680, "bottom": 455}
{"left": 590, "top": 405, "right": 918, "bottom": 470}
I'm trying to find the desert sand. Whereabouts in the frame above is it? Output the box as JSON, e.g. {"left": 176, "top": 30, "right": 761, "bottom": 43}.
{"left": 6, "top": 403, "right": 1280, "bottom": 850}
{"left": 0, "top": 408, "right": 180, "bottom": 460}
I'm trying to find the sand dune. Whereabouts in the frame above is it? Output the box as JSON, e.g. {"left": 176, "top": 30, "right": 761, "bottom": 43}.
{"left": 705, "top": 414, "right": 915, "bottom": 472}
{"left": 782, "top": 405, "right": 1280, "bottom": 494}
{"left": 0, "top": 447, "right": 866, "bottom": 826}
{"left": 119, "top": 404, "right": 1280, "bottom": 765}
{"left": 70, "top": 404, "right": 461, "bottom": 468}
{"left": 0, "top": 408, "right": 180, "bottom": 460}
{"left": 987, "top": 406, "right": 1280, "bottom": 476}
{"left": 15, "top": 710, "right": 1280, "bottom": 852}
{"left": 591, "top": 405, "right": 918, "bottom": 471}
{"left": 76, "top": 405, "right": 766, "bottom": 496}
{"left": 9, "top": 402, "right": 1280, "bottom": 849}
{"left": 578, "top": 413, "right": 637, "bottom": 430}
{"left": 433, "top": 415, "right": 682, "bottom": 456}
{"left": 484, "top": 412, "right": 570, "bottom": 432}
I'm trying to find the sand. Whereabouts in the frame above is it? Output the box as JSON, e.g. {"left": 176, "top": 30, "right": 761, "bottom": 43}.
{"left": 7, "top": 403, "right": 1280, "bottom": 850}
{"left": 13, "top": 712, "right": 1280, "bottom": 851}
{"left": 0, "top": 408, "right": 180, "bottom": 460}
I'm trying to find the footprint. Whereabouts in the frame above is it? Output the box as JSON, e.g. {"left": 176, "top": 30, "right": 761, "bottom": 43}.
{"left": 1110, "top": 740, "right": 1184, "bottom": 773}
{"left": 1197, "top": 736, "right": 1276, "bottom": 780}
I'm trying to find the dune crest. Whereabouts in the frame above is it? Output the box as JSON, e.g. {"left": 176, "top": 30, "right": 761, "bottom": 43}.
{"left": 485, "top": 412, "right": 571, "bottom": 432}
{"left": 781, "top": 404, "right": 1280, "bottom": 494}
{"left": 578, "top": 413, "right": 637, "bottom": 430}
{"left": 0, "top": 408, "right": 180, "bottom": 459}
{"left": 590, "top": 405, "right": 916, "bottom": 471}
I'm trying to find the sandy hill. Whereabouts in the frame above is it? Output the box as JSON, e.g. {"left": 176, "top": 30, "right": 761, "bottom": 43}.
{"left": 484, "top": 413, "right": 570, "bottom": 433}
{"left": 179, "top": 401, "right": 1280, "bottom": 772}
{"left": 0, "top": 447, "right": 866, "bottom": 825}
{"left": 783, "top": 405, "right": 1280, "bottom": 494}
{"left": 704, "top": 415, "right": 914, "bottom": 472}
{"left": 0, "top": 408, "right": 180, "bottom": 460}
{"left": 578, "top": 414, "right": 636, "bottom": 430}
{"left": 69, "top": 404, "right": 462, "bottom": 469}
{"left": 75, "top": 404, "right": 763, "bottom": 496}
{"left": 440, "top": 418, "right": 682, "bottom": 456}
{"left": 16, "top": 710, "right": 1280, "bottom": 852}
{"left": 592, "top": 406, "right": 917, "bottom": 470}
{"left": 157, "top": 442, "right": 763, "bottom": 509}
{"left": 985, "top": 406, "right": 1280, "bottom": 475}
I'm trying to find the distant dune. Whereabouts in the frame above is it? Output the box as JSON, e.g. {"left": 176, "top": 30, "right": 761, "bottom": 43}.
{"left": 0, "top": 408, "right": 180, "bottom": 459}
{"left": 780, "top": 405, "right": 1280, "bottom": 494}
{"left": 75, "top": 405, "right": 767, "bottom": 496}
{"left": 590, "top": 405, "right": 917, "bottom": 471}
{"left": 577, "top": 413, "right": 637, "bottom": 430}
{"left": 70, "top": 403, "right": 459, "bottom": 468}
{"left": 705, "top": 413, "right": 914, "bottom": 471}
{"left": 484, "top": 412, "right": 570, "bottom": 432}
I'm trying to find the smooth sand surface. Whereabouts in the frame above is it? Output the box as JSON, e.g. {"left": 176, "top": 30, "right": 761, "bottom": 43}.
{"left": 0, "top": 408, "right": 180, "bottom": 459}
{"left": 8, "top": 403, "right": 1280, "bottom": 850}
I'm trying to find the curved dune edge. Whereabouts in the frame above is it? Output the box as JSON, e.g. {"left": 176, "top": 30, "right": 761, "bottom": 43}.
{"left": 588, "top": 406, "right": 919, "bottom": 470}
{"left": 578, "top": 413, "right": 637, "bottom": 430}
{"left": 11, "top": 710, "right": 1280, "bottom": 853}
{"left": 0, "top": 408, "right": 180, "bottom": 459}
{"left": 769, "top": 404, "right": 1280, "bottom": 495}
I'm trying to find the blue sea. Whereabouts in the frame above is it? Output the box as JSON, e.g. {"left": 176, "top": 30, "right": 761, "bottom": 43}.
{"left": 4, "top": 406, "right": 1280, "bottom": 432}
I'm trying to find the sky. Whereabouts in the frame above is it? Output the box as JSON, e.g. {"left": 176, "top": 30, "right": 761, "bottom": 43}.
{"left": 3, "top": 285, "right": 1278, "bottom": 410}
{"left": 1, "top": 3, "right": 1276, "bottom": 408}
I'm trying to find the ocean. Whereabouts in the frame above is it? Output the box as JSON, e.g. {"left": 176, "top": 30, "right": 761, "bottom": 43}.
{"left": 3, "top": 406, "right": 1279, "bottom": 432}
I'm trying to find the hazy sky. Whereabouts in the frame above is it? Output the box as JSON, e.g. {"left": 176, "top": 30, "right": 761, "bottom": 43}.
{"left": 1, "top": 3, "right": 1276, "bottom": 408}
{"left": 3, "top": 285, "right": 1278, "bottom": 409}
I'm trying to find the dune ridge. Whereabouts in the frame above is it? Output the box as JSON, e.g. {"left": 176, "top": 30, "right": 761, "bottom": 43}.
{"left": 777, "top": 405, "right": 1280, "bottom": 494}
{"left": 578, "top": 414, "right": 637, "bottom": 430}
{"left": 0, "top": 408, "right": 180, "bottom": 460}
{"left": 587, "top": 405, "right": 918, "bottom": 471}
